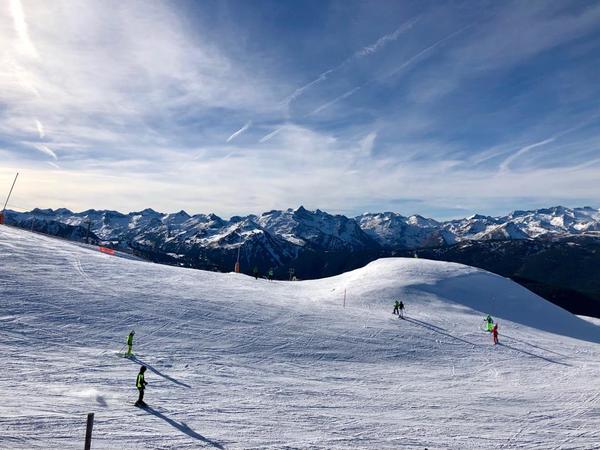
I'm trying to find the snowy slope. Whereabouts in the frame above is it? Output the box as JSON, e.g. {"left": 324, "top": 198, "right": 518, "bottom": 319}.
{"left": 1, "top": 226, "right": 600, "bottom": 449}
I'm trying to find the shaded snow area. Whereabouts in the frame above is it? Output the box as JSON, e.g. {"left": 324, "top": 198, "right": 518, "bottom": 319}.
{"left": 1, "top": 225, "right": 599, "bottom": 449}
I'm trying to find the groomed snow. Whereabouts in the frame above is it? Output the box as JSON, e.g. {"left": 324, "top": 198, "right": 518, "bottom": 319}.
{"left": 1, "top": 225, "right": 599, "bottom": 449}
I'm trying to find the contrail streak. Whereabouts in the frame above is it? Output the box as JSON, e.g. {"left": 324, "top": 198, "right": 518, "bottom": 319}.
{"left": 226, "top": 121, "right": 252, "bottom": 142}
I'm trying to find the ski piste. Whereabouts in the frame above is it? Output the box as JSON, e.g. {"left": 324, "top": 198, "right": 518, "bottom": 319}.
{"left": 1, "top": 225, "right": 600, "bottom": 448}
{"left": 116, "top": 351, "right": 143, "bottom": 359}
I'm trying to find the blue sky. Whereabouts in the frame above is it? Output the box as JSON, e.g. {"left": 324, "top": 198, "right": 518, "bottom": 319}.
{"left": 1, "top": 0, "right": 599, "bottom": 219}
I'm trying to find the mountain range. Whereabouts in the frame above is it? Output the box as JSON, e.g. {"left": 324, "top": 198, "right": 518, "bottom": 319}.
{"left": 6, "top": 205, "right": 599, "bottom": 255}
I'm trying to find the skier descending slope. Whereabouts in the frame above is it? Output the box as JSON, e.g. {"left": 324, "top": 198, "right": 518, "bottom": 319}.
{"left": 393, "top": 300, "right": 400, "bottom": 315}
{"left": 126, "top": 330, "right": 135, "bottom": 356}
{"left": 484, "top": 315, "right": 494, "bottom": 332}
{"left": 135, "top": 366, "right": 148, "bottom": 407}
{"left": 492, "top": 323, "right": 499, "bottom": 345}
{"left": 399, "top": 301, "right": 405, "bottom": 319}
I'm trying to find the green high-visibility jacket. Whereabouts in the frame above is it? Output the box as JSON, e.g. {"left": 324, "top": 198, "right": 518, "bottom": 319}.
{"left": 127, "top": 334, "right": 134, "bottom": 345}
{"left": 136, "top": 373, "right": 146, "bottom": 389}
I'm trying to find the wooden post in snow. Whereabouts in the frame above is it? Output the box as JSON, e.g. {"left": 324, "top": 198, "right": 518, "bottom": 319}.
{"left": 234, "top": 246, "right": 241, "bottom": 273}
{"left": 84, "top": 412, "right": 94, "bottom": 450}
{"left": 85, "top": 221, "right": 91, "bottom": 244}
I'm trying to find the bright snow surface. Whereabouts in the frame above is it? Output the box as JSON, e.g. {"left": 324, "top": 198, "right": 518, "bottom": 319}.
{"left": 1, "top": 225, "right": 599, "bottom": 449}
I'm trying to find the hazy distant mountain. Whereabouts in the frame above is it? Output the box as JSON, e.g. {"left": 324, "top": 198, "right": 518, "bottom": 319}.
{"left": 357, "top": 205, "right": 600, "bottom": 247}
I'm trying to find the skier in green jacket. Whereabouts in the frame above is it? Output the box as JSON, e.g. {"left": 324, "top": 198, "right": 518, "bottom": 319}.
{"left": 484, "top": 315, "right": 494, "bottom": 332}
{"left": 126, "top": 330, "right": 135, "bottom": 356}
{"left": 135, "top": 366, "right": 148, "bottom": 406}
{"left": 393, "top": 300, "right": 400, "bottom": 315}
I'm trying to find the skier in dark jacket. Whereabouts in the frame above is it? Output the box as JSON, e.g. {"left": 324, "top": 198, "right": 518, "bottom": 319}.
{"left": 398, "top": 301, "right": 405, "bottom": 318}
{"left": 253, "top": 266, "right": 259, "bottom": 280}
{"left": 135, "top": 366, "right": 148, "bottom": 406}
{"left": 126, "top": 330, "right": 135, "bottom": 356}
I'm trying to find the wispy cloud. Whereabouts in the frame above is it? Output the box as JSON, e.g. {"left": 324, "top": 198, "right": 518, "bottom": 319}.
{"left": 35, "top": 144, "right": 58, "bottom": 160}
{"left": 283, "top": 69, "right": 335, "bottom": 106}
{"left": 355, "top": 19, "right": 420, "bottom": 57}
{"left": 382, "top": 23, "right": 473, "bottom": 81}
{"left": 309, "top": 87, "right": 361, "bottom": 115}
{"left": 226, "top": 121, "right": 252, "bottom": 142}
{"left": 410, "top": 3, "right": 600, "bottom": 104}
{"left": 357, "top": 131, "right": 377, "bottom": 158}
{"left": 259, "top": 127, "right": 283, "bottom": 143}
{"left": 283, "top": 17, "right": 419, "bottom": 106}
{"left": 34, "top": 119, "right": 44, "bottom": 138}
{"left": 9, "top": 0, "right": 38, "bottom": 58}
{"left": 1, "top": 2, "right": 598, "bottom": 218}
{"left": 0, "top": 1, "right": 278, "bottom": 168}
{"left": 2, "top": 121, "right": 598, "bottom": 218}
{"left": 499, "top": 137, "right": 555, "bottom": 172}
{"left": 499, "top": 117, "right": 600, "bottom": 172}
{"left": 307, "top": 24, "right": 471, "bottom": 117}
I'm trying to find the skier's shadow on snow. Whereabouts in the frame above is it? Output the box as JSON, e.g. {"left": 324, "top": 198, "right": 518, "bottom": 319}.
{"left": 497, "top": 343, "right": 571, "bottom": 366}
{"left": 129, "top": 356, "right": 191, "bottom": 388}
{"left": 404, "top": 317, "right": 479, "bottom": 347}
{"left": 501, "top": 334, "right": 568, "bottom": 358}
{"left": 144, "top": 406, "right": 225, "bottom": 449}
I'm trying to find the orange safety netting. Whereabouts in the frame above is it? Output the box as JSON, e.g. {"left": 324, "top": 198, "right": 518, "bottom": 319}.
{"left": 98, "top": 246, "right": 115, "bottom": 255}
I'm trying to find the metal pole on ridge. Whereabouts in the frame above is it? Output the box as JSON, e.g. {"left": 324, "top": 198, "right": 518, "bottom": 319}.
{"left": 0, "top": 172, "right": 19, "bottom": 224}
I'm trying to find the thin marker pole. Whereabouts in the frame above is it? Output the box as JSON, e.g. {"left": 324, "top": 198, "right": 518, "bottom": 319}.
{"left": 234, "top": 246, "right": 241, "bottom": 273}
{"left": 2, "top": 172, "right": 19, "bottom": 213}
{"left": 84, "top": 412, "right": 94, "bottom": 450}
